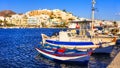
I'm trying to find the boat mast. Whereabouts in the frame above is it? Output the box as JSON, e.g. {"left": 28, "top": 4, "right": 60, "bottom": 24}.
{"left": 91, "top": 0, "right": 96, "bottom": 30}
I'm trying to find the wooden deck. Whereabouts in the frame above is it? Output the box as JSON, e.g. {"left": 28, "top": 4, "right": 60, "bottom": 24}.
{"left": 107, "top": 51, "right": 120, "bottom": 68}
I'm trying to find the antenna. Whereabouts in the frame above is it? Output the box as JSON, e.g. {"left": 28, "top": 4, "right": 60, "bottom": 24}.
{"left": 91, "top": 0, "right": 96, "bottom": 30}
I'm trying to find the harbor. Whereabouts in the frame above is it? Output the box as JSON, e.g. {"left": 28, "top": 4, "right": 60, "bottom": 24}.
{"left": 34, "top": 0, "right": 120, "bottom": 66}
{"left": 0, "top": 0, "right": 120, "bottom": 68}
{"left": 0, "top": 28, "right": 119, "bottom": 68}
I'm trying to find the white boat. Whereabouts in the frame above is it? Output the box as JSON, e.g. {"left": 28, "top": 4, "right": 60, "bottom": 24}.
{"left": 40, "top": 0, "right": 117, "bottom": 53}
{"left": 41, "top": 31, "right": 99, "bottom": 50}
{"left": 95, "top": 25, "right": 120, "bottom": 45}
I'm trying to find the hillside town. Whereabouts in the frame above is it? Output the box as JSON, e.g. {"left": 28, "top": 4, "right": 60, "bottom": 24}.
{"left": 0, "top": 9, "right": 120, "bottom": 28}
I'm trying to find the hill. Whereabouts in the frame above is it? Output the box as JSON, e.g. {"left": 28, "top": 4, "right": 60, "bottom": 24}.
{"left": 0, "top": 10, "right": 16, "bottom": 17}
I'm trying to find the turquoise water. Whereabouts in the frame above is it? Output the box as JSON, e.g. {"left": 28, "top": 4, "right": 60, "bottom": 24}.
{"left": 0, "top": 28, "right": 119, "bottom": 68}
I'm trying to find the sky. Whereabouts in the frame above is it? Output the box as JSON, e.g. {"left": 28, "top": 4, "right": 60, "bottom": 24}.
{"left": 0, "top": 0, "right": 120, "bottom": 21}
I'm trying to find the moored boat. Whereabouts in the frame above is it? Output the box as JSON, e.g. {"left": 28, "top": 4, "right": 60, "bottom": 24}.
{"left": 40, "top": 1, "right": 117, "bottom": 53}
{"left": 35, "top": 45, "right": 92, "bottom": 65}
{"left": 41, "top": 30, "right": 117, "bottom": 53}
{"left": 41, "top": 31, "right": 100, "bottom": 51}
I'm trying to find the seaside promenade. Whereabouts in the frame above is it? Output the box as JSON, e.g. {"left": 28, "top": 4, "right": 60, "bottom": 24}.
{"left": 107, "top": 51, "right": 120, "bottom": 68}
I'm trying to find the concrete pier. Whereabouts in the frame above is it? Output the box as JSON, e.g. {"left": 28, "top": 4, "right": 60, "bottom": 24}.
{"left": 107, "top": 51, "right": 120, "bottom": 68}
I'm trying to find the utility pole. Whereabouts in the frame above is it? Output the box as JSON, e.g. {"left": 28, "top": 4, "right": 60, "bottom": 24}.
{"left": 91, "top": 0, "right": 96, "bottom": 30}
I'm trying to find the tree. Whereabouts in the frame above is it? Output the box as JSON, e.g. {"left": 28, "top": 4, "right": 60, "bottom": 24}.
{"left": 0, "top": 20, "right": 2, "bottom": 23}
{"left": 62, "top": 9, "right": 67, "bottom": 12}
{"left": 50, "top": 12, "right": 54, "bottom": 19}
{"left": 113, "top": 21, "right": 118, "bottom": 27}
{"left": 41, "top": 22, "right": 45, "bottom": 27}
{"left": 0, "top": 20, "right": 3, "bottom": 26}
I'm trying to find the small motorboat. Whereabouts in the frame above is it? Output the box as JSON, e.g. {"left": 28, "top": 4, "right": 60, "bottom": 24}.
{"left": 35, "top": 45, "right": 92, "bottom": 65}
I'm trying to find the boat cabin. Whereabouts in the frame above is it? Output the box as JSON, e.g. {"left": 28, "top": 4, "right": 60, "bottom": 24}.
{"left": 67, "top": 20, "right": 93, "bottom": 36}
{"left": 68, "top": 20, "right": 92, "bottom": 29}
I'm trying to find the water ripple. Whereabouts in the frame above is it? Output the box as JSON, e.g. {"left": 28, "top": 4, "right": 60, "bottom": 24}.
{"left": 0, "top": 28, "right": 119, "bottom": 68}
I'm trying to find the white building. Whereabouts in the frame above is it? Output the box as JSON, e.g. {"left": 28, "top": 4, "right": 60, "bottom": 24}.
{"left": 0, "top": 16, "right": 5, "bottom": 21}
{"left": 27, "top": 16, "right": 38, "bottom": 25}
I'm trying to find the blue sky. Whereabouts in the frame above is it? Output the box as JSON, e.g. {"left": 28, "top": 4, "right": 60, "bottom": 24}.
{"left": 0, "top": 0, "right": 120, "bottom": 21}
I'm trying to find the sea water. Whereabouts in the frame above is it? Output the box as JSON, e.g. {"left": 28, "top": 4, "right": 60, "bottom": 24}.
{"left": 0, "top": 28, "right": 119, "bottom": 68}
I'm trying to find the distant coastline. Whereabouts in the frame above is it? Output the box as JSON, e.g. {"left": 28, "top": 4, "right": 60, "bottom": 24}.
{"left": 0, "top": 26, "right": 66, "bottom": 29}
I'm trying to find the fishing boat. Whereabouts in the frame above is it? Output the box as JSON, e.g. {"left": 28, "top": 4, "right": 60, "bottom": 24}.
{"left": 96, "top": 25, "right": 120, "bottom": 45}
{"left": 35, "top": 45, "right": 92, "bottom": 65}
{"left": 41, "top": 30, "right": 99, "bottom": 51}
{"left": 90, "top": 0, "right": 117, "bottom": 53}
{"left": 40, "top": 0, "right": 117, "bottom": 53}
{"left": 41, "top": 25, "right": 116, "bottom": 53}
{"left": 94, "top": 22, "right": 120, "bottom": 45}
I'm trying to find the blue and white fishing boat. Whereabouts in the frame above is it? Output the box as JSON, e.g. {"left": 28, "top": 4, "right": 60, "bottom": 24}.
{"left": 41, "top": 31, "right": 99, "bottom": 51}
{"left": 40, "top": 0, "right": 117, "bottom": 53}
{"left": 41, "top": 29, "right": 116, "bottom": 53}
{"left": 35, "top": 45, "right": 92, "bottom": 65}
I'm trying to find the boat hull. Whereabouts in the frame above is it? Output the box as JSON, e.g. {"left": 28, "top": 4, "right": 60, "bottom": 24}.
{"left": 42, "top": 54, "right": 89, "bottom": 65}
{"left": 41, "top": 33, "right": 99, "bottom": 49}
{"left": 116, "top": 38, "right": 120, "bottom": 45}
{"left": 36, "top": 47, "right": 91, "bottom": 65}
{"left": 45, "top": 39, "right": 99, "bottom": 49}
{"left": 93, "top": 46, "right": 114, "bottom": 53}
